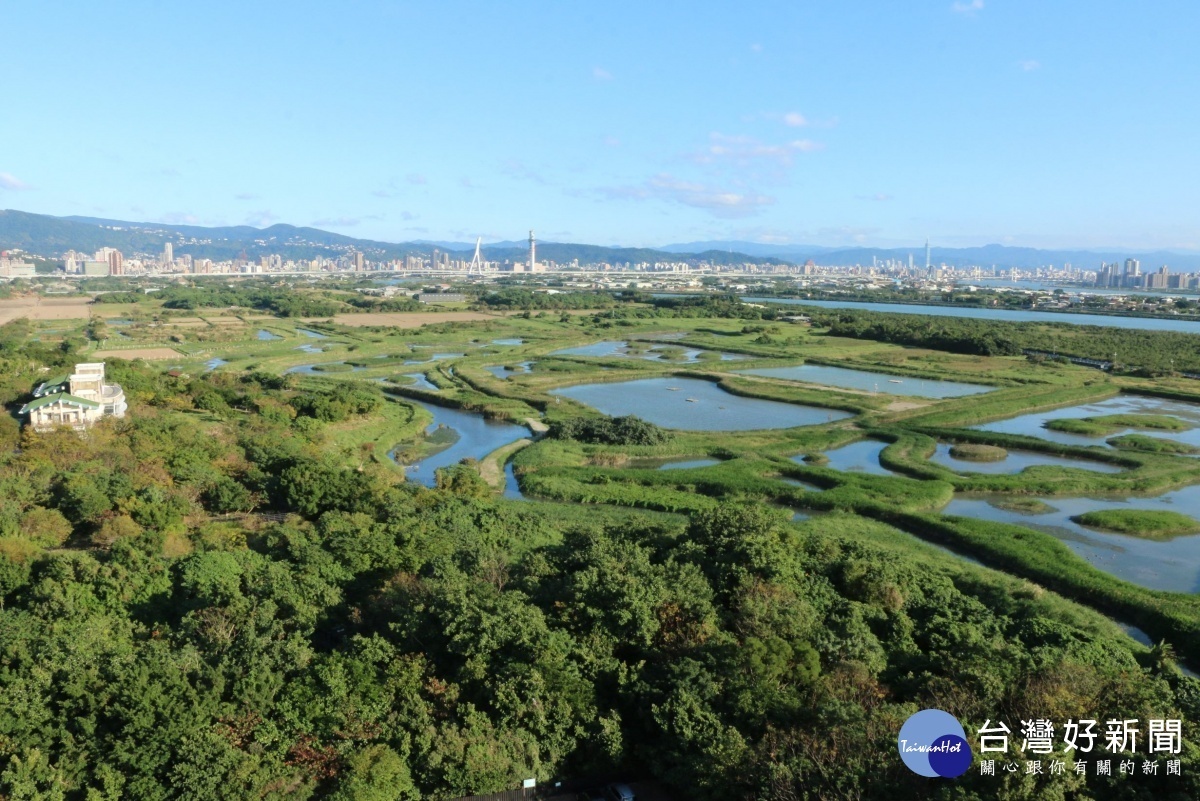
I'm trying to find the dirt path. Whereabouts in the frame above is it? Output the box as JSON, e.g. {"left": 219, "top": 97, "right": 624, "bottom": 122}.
{"left": 478, "top": 438, "right": 532, "bottom": 489}
{"left": 92, "top": 347, "right": 183, "bottom": 360}
{"left": 0, "top": 296, "right": 94, "bottom": 324}
{"left": 323, "top": 311, "right": 497, "bottom": 327}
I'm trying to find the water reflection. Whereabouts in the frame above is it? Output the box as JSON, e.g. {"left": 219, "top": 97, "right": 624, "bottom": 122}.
{"left": 945, "top": 484, "right": 1200, "bottom": 592}
{"left": 736, "top": 364, "right": 992, "bottom": 398}
{"left": 388, "top": 401, "right": 530, "bottom": 487}
{"left": 552, "top": 377, "right": 854, "bottom": 431}
{"left": 929, "top": 443, "right": 1123, "bottom": 474}
{"left": 975, "top": 395, "right": 1200, "bottom": 450}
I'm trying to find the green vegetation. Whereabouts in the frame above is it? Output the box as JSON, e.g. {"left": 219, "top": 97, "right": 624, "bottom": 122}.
{"left": 1108, "top": 433, "right": 1200, "bottom": 454}
{"left": 1071, "top": 509, "right": 1200, "bottom": 539}
{"left": 5, "top": 299, "right": 1200, "bottom": 799}
{"left": 548, "top": 414, "right": 674, "bottom": 446}
{"left": 803, "top": 305, "right": 1200, "bottom": 374}
{"left": 948, "top": 442, "right": 1008, "bottom": 461}
{"left": 1045, "top": 414, "right": 1191, "bottom": 436}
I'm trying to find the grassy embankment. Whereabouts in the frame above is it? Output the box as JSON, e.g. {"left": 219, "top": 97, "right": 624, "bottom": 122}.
{"left": 1107, "top": 434, "right": 1200, "bottom": 454}
{"left": 1070, "top": 509, "right": 1200, "bottom": 539}
{"left": 1045, "top": 414, "right": 1191, "bottom": 436}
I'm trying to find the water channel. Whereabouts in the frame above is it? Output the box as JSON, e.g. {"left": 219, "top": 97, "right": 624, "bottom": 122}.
{"left": 974, "top": 394, "right": 1200, "bottom": 450}
{"left": 944, "top": 483, "right": 1200, "bottom": 593}
{"left": 387, "top": 400, "right": 530, "bottom": 488}
{"left": 551, "top": 340, "right": 747, "bottom": 363}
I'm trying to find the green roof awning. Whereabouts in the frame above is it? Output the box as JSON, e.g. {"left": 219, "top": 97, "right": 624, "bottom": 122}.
{"left": 19, "top": 392, "right": 102, "bottom": 414}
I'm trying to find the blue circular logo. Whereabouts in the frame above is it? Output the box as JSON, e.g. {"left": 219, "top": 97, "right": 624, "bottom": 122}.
{"left": 898, "top": 709, "right": 973, "bottom": 778}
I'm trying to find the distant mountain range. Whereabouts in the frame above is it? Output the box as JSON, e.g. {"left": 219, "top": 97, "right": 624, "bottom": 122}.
{"left": 0, "top": 211, "right": 786, "bottom": 267}
{"left": 3, "top": 210, "right": 1199, "bottom": 271}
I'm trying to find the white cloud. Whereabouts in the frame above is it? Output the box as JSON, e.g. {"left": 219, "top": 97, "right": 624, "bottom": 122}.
{"left": 856, "top": 193, "right": 893, "bottom": 202}
{"left": 750, "top": 43, "right": 763, "bottom": 53}
{"left": 0, "top": 172, "right": 31, "bottom": 190}
{"left": 602, "top": 135, "right": 621, "bottom": 147}
{"left": 601, "top": 173, "right": 775, "bottom": 218}
{"left": 951, "top": 0, "right": 984, "bottom": 13}
{"left": 1018, "top": 59, "right": 1041, "bottom": 71}
{"left": 592, "top": 66, "right": 613, "bottom": 81}
{"left": 693, "top": 133, "right": 823, "bottom": 168}
{"left": 406, "top": 172, "right": 427, "bottom": 185}
{"left": 234, "top": 192, "right": 259, "bottom": 200}
{"left": 782, "top": 112, "right": 808, "bottom": 127}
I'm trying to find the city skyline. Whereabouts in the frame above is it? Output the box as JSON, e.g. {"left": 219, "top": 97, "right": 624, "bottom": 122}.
{"left": 2, "top": 2, "right": 1199, "bottom": 251}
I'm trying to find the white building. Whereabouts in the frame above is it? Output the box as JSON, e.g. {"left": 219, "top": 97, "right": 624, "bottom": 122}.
{"left": 20, "top": 363, "right": 127, "bottom": 431}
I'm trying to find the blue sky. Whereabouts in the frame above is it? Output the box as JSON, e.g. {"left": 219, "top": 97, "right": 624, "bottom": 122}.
{"left": 2, "top": 1, "right": 1198, "bottom": 250}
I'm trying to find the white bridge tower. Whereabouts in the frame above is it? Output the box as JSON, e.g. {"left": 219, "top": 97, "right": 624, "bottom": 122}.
{"left": 468, "top": 237, "right": 485, "bottom": 274}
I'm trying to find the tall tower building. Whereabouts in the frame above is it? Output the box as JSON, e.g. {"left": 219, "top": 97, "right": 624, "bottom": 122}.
{"left": 107, "top": 250, "right": 124, "bottom": 275}
{"left": 924, "top": 239, "right": 931, "bottom": 270}
{"left": 163, "top": 242, "right": 174, "bottom": 265}
{"left": 354, "top": 252, "right": 364, "bottom": 271}
{"left": 528, "top": 230, "right": 537, "bottom": 272}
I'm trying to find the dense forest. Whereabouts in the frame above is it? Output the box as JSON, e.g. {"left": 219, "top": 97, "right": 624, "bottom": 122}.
{"left": 1, "top": 330, "right": 1197, "bottom": 800}
{"left": 90, "top": 284, "right": 427, "bottom": 318}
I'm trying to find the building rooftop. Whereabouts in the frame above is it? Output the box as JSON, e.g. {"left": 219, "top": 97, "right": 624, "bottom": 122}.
{"left": 19, "top": 392, "right": 103, "bottom": 414}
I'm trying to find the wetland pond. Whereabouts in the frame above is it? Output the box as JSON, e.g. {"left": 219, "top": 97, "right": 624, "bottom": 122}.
{"left": 945, "top": 483, "right": 1200, "bottom": 593}
{"left": 975, "top": 394, "right": 1200, "bottom": 450}
{"left": 735, "top": 364, "right": 992, "bottom": 398}
{"left": 285, "top": 362, "right": 366, "bottom": 375}
{"left": 388, "top": 401, "right": 530, "bottom": 487}
{"left": 797, "top": 439, "right": 898, "bottom": 476}
{"left": 552, "top": 377, "right": 853, "bottom": 431}
{"left": 551, "top": 340, "right": 747, "bottom": 363}
{"left": 485, "top": 361, "right": 534, "bottom": 379}
{"left": 929, "top": 443, "right": 1124, "bottom": 474}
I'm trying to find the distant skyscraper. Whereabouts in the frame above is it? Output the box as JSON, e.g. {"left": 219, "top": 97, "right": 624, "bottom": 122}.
{"left": 163, "top": 242, "right": 173, "bottom": 265}
{"left": 924, "top": 239, "right": 931, "bottom": 270}
{"left": 354, "top": 252, "right": 364, "bottom": 271}
{"left": 107, "top": 249, "right": 124, "bottom": 275}
{"left": 528, "top": 230, "right": 537, "bottom": 272}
